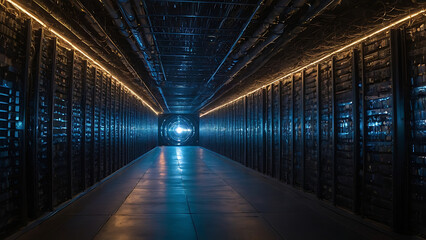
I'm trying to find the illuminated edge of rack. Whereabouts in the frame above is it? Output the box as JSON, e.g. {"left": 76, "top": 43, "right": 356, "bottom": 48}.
{"left": 199, "top": 9, "right": 426, "bottom": 117}
{"left": 5, "top": 0, "right": 160, "bottom": 115}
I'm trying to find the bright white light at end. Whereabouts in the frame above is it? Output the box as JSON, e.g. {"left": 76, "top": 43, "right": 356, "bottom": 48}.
{"left": 176, "top": 127, "right": 184, "bottom": 134}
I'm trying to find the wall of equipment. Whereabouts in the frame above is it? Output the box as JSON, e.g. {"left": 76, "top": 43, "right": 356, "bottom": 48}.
{"left": 0, "top": 5, "right": 158, "bottom": 238}
{"left": 200, "top": 16, "right": 426, "bottom": 235}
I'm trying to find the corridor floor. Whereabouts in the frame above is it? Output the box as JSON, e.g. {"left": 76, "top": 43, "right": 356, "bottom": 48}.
{"left": 16, "top": 147, "right": 406, "bottom": 240}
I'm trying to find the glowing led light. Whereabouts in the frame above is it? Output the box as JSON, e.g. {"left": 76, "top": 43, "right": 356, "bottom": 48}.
{"left": 5, "top": 0, "right": 45, "bottom": 27}
{"left": 5, "top": 0, "right": 160, "bottom": 115}
{"left": 200, "top": 9, "right": 426, "bottom": 117}
{"left": 176, "top": 126, "right": 184, "bottom": 134}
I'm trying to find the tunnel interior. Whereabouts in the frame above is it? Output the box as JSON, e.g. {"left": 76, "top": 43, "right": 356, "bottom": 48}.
{"left": 0, "top": 0, "right": 426, "bottom": 239}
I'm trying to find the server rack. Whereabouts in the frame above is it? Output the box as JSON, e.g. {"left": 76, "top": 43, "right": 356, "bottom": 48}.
{"left": 334, "top": 51, "right": 355, "bottom": 210}
{"left": 272, "top": 82, "right": 281, "bottom": 179}
{"left": 0, "top": 5, "right": 158, "bottom": 238}
{"left": 0, "top": 5, "right": 28, "bottom": 234}
{"left": 200, "top": 15, "right": 426, "bottom": 235}
{"left": 70, "top": 52, "right": 84, "bottom": 195}
{"left": 406, "top": 21, "right": 426, "bottom": 235}
{"left": 281, "top": 75, "right": 292, "bottom": 184}
{"left": 52, "top": 42, "right": 72, "bottom": 206}
{"left": 293, "top": 72, "right": 303, "bottom": 187}
{"left": 361, "top": 34, "right": 393, "bottom": 225}
{"left": 304, "top": 66, "right": 318, "bottom": 193}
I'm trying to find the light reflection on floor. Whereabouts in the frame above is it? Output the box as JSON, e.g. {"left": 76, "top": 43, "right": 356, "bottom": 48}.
{"left": 18, "top": 146, "right": 398, "bottom": 240}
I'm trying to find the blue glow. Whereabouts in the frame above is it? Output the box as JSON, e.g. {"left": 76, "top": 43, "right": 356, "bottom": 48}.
{"left": 176, "top": 126, "right": 184, "bottom": 134}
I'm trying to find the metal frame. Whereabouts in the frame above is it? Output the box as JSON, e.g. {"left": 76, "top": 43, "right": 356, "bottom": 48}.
{"left": 316, "top": 64, "right": 321, "bottom": 197}
{"left": 47, "top": 37, "right": 57, "bottom": 210}
{"left": 351, "top": 49, "right": 360, "bottom": 213}
{"left": 301, "top": 70, "right": 305, "bottom": 190}
{"left": 67, "top": 50, "right": 75, "bottom": 199}
{"left": 360, "top": 42, "right": 367, "bottom": 216}
{"left": 291, "top": 74, "right": 295, "bottom": 186}
{"left": 21, "top": 18, "right": 32, "bottom": 224}
{"left": 278, "top": 80, "right": 282, "bottom": 181}
{"left": 91, "top": 67, "right": 97, "bottom": 184}
{"left": 244, "top": 96, "right": 248, "bottom": 167}
{"left": 81, "top": 60, "right": 88, "bottom": 190}
{"left": 29, "top": 28, "right": 43, "bottom": 217}
{"left": 331, "top": 56, "right": 336, "bottom": 205}
{"left": 390, "top": 29, "right": 409, "bottom": 233}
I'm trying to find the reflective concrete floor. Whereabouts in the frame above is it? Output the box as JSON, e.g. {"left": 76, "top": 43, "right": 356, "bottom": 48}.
{"left": 17, "top": 146, "right": 407, "bottom": 240}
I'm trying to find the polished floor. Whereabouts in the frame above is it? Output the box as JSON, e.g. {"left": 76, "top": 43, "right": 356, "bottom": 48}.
{"left": 16, "top": 146, "right": 408, "bottom": 240}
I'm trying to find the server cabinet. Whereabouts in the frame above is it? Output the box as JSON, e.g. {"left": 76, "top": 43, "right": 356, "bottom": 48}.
{"left": 406, "top": 21, "right": 426, "bottom": 234}
{"left": 334, "top": 51, "right": 355, "bottom": 210}
{"left": 272, "top": 82, "right": 281, "bottom": 179}
{"left": 0, "top": 5, "right": 29, "bottom": 235}
{"left": 0, "top": 5, "right": 158, "bottom": 237}
{"left": 304, "top": 66, "right": 319, "bottom": 193}
{"left": 200, "top": 15, "right": 426, "bottom": 235}
{"left": 361, "top": 34, "right": 393, "bottom": 225}
{"left": 281, "top": 76, "right": 293, "bottom": 184}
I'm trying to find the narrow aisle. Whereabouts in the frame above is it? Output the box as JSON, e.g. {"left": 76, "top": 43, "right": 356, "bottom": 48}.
{"left": 17, "top": 147, "right": 399, "bottom": 240}
{"left": 95, "top": 146, "right": 277, "bottom": 240}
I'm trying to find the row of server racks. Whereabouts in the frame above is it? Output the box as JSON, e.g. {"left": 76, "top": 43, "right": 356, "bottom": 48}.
{"left": 0, "top": 5, "right": 158, "bottom": 238}
{"left": 200, "top": 16, "right": 426, "bottom": 235}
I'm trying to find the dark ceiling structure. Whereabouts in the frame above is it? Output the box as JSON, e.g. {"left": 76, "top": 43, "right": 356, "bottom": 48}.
{"left": 17, "top": 0, "right": 426, "bottom": 114}
{"left": 116, "top": 0, "right": 263, "bottom": 113}
{"left": 96, "top": 0, "right": 279, "bottom": 113}
{"left": 100, "top": 0, "right": 339, "bottom": 113}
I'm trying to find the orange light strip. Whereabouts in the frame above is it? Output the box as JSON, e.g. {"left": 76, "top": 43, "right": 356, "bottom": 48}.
{"left": 200, "top": 9, "right": 426, "bottom": 117}
{"left": 6, "top": 0, "right": 45, "bottom": 27}
{"left": 6, "top": 0, "right": 160, "bottom": 115}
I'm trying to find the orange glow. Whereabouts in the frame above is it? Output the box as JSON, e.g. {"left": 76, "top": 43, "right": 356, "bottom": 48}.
{"left": 5, "top": 0, "right": 160, "bottom": 115}
{"left": 159, "top": 151, "right": 166, "bottom": 172}
{"left": 5, "top": 0, "right": 46, "bottom": 27}
{"left": 200, "top": 9, "right": 426, "bottom": 117}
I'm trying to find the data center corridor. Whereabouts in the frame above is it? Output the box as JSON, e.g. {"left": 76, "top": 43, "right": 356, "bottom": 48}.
{"left": 1, "top": 0, "right": 426, "bottom": 239}
{"left": 14, "top": 147, "right": 401, "bottom": 240}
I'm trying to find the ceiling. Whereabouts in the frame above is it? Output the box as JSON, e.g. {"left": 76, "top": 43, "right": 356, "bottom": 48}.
{"left": 80, "top": 0, "right": 336, "bottom": 113}
{"left": 132, "top": 0, "right": 262, "bottom": 113}
{"left": 18, "top": 0, "right": 425, "bottom": 114}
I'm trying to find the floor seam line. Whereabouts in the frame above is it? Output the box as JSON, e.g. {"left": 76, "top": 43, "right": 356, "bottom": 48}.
{"left": 177, "top": 148, "right": 200, "bottom": 240}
